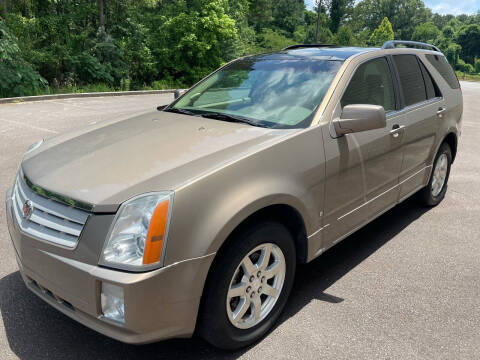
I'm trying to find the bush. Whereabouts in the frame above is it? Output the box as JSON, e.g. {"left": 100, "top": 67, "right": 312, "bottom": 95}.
{"left": 0, "top": 20, "right": 47, "bottom": 97}
{"left": 464, "top": 63, "right": 475, "bottom": 74}
{"left": 456, "top": 59, "right": 474, "bottom": 74}
{"left": 475, "top": 58, "right": 480, "bottom": 74}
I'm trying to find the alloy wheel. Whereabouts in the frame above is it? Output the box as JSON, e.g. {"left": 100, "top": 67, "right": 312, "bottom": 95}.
{"left": 226, "top": 243, "right": 286, "bottom": 329}
{"left": 431, "top": 153, "right": 448, "bottom": 197}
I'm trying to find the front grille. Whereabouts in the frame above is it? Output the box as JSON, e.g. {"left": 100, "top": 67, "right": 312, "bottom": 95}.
{"left": 12, "top": 175, "right": 90, "bottom": 248}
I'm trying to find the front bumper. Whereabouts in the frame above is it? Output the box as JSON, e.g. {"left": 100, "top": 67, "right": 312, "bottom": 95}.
{"left": 5, "top": 187, "right": 214, "bottom": 344}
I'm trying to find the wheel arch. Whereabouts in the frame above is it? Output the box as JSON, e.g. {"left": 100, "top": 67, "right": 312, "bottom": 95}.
{"left": 214, "top": 203, "right": 309, "bottom": 265}
{"left": 443, "top": 132, "right": 458, "bottom": 162}
{"left": 195, "top": 201, "right": 309, "bottom": 334}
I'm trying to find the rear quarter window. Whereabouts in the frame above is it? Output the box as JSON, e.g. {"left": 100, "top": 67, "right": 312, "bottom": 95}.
{"left": 425, "top": 54, "right": 460, "bottom": 89}
{"left": 393, "top": 54, "right": 427, "bottom": 107}
{"left": 418, "top": 60, "right": 442, "bottom": 99}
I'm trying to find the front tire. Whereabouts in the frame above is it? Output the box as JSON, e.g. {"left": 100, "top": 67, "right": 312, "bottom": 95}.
{"left": 199, "top": 222, "right": 296, "bottom": 350}
{"left": 418, "top": 142, "right": 452, "bottom": 206}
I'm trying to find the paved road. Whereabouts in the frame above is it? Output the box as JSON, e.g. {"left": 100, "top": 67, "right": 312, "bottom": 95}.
{"left": 0, "top": 87, "right": 479, "bottom": 359}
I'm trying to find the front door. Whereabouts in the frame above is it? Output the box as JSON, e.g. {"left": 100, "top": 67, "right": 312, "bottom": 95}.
{"left": 320, "top": 56, "right": 404, "bottom": 250}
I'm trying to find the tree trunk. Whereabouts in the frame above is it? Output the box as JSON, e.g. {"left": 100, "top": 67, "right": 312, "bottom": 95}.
{"left": 315, "top": 0, "right": 322, "bottom": 43}
{"left": 98, "top": 0, "right": 105, "bottom": 28}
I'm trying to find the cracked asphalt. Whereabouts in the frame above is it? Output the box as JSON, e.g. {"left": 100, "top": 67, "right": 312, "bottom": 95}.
{"left": 0, "top": 85, "right": 479, "bottom": 359}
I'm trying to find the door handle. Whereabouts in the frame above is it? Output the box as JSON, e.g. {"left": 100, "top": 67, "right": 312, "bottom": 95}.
{"left": 390, "top": 125, "right": 405, "bottom": 138}
{"left": 437, "top": 107, "right": 447, "bottom": 118}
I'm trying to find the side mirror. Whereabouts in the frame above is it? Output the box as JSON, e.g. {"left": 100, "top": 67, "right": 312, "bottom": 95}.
{"left": 174, "top": 89, "right": 186, "bottom": 99}
{"left": 157, "top": 104, "right": 167, "bottom": 111}
{"left": 333, "top": 104, "right": 386, "bottom": 136}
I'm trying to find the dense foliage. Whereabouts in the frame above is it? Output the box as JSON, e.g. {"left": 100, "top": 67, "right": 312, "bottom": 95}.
{"left": 0, "top": 0, "right": 479, "bottom": 98}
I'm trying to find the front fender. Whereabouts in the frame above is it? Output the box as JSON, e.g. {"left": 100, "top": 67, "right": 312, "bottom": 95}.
{"left": 165, "top": 175, "right": 314, "bottom": 265}
{"left": 163, "top": 127, "right": 325, "bottom": 266}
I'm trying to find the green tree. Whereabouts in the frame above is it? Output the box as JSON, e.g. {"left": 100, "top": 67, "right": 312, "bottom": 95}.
{"left": 456, "top": 24, "right": 480, "bottom": 64}
{"left": 0, "top": 20, "right": 47, "bottom": 97}
{"left": 330, "top": 0, "right": 342, "bottom": 33}
{"left": 431, "top": 13, "right": 455, "bottom": 30}
{"left": 444, "top": 43, "right": 461, "bottom": 67}
{"left": 330, "top": 0, "right": 352, "bottom": 34}
{"left": 456, "top": 58, "right": 474, "bottom": 73}
{"left": 256, "top": 28, "right": 296, "bottom": 51}
{"left": 475, "top": 58, "right": 480, "bottom": 74}
{"left": 412, "top": 22, "right": 440, "bottom": 43}
{"left": 335, "top": 25, "right": 354, "bottom": 45}
{"left": 368, "top": 17, "right": 394, "bottom": 46}
{"left": 154, "top": 0, "right": 238, "bottom": 84}
{"left": 354, "top": 0, "right": 430, "bottom": 40}
{"left": 272, "top": 0, "right": 305, "bottom": 35}
{"left": 442, "top": 25, "right": 455, "bottom": 40}
{"left": 248, "top": 0, "right": 273, "bottom": 31}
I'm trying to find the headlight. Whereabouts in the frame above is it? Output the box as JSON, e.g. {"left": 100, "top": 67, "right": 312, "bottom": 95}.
{"left": 25, "top": 139, "right": 44, "bottom": 154}
{"left": 100, "top": 192, "right": 174, "bottom": 271}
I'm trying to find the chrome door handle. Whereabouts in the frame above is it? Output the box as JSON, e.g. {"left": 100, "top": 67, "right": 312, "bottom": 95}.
{"left": 390, "top": 125, "right": 405, "bottom": 138}
{"left": 437, "top": 107, "right": 447, "bottom": 118}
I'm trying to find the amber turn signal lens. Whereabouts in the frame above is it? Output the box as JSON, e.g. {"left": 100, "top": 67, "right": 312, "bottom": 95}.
{"left": 143, "top": 200, "right": 170, "bottom": 265}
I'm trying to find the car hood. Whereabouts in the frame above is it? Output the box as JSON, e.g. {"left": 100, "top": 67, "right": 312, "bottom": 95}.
{"left": 22, "top": 111, "right": 295, "bottom": 212}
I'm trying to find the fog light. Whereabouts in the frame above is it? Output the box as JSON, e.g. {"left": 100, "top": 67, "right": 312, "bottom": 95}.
{"left": 101, "top": 282, "right": 125, "bottom": 323}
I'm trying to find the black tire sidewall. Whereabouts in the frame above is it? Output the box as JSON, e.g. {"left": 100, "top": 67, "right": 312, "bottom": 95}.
{"left": 199, "top": 222, "right": 296, "bottom": 350}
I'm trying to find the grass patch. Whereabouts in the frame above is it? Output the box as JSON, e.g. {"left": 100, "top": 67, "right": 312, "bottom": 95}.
{"left": 2, "top": 81, "right": 187, "bottom": 99}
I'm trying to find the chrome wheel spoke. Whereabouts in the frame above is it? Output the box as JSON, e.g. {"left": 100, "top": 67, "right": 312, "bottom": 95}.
{"left": 441, "top": 156, "right": 447, "bottom": 169}
{"left": 257, "top": 244, "right": 272, "bottom": 270}
{"left": 251, "top": 296, "right": 262, "bottom": 321}
{"left": 232, "top": 298, "right": 250, "bottom": 321}
{"left": 241, "top": 256, "right": 257, "bottom": 278}
{"left": 261, "top": 284, "right": 278, "bottom": 297}
{"left": 228, "top": 282, "right": 246, "bottom": 298}
{"left": 265, "top": 261, "right": 283, "bottom": 279}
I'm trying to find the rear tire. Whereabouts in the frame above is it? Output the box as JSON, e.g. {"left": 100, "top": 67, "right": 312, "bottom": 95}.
{"left": 418, "top": 142, "right": 452, "bottom": 206}
{"left": 199, "top": 222, "right": 296, "bottom": 350}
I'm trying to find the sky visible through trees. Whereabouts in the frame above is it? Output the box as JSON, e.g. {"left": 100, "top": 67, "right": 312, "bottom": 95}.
{"left": 0, "top": 0, "right": 479, "bottom": 98}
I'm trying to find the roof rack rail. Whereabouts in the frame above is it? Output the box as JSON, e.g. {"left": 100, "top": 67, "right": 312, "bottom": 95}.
{"left": 283, "top": 44, "right": 339, "bottom": 50}
{"left": 381, "top": 40, "right": 441, "bottom": 53}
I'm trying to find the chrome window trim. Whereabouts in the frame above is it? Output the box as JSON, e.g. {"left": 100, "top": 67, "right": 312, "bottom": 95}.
{"left": 386, "top": 97, "right": 444, "bottom": 118}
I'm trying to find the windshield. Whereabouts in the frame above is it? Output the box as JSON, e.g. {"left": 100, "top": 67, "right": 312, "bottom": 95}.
{"left": 170, "top": 58, "right": 343, "bottom": 129}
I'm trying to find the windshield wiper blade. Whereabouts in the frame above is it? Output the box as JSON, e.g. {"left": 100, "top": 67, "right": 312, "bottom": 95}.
{"left": 199, "top": 112, "right": 265, "bottom": 127}
{"left": 164, "top": 107, "right": 199, "bottom": 116}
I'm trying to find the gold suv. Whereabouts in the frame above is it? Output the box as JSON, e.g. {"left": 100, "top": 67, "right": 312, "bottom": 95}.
{"left": 5, "top": 41, "right": 462, "bottom": 349}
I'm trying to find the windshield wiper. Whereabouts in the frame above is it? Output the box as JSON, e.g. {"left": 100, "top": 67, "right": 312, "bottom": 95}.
{"left": 163, "top": 107, "right": 199, "bottom": 116}
{"left": 199, "top": 112, "right": 265, "bottom": 128}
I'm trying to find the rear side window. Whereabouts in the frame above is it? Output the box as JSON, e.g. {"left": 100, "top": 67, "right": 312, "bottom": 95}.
{"left": 393, "top": 55, "right": 427, "bottom": 106}
{"left": 419, "top": 60, "right": 442, "bottom": 99}
{"left": 425, "top": 54, "right": 460, "bottom": 89}
{"left": 341, "top": 57, "right": 396, "bottom": 112}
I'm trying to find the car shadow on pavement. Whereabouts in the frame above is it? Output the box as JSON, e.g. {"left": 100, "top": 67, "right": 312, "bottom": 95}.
{"left": 0, "top": 197, "right": 430, "bottom": 360}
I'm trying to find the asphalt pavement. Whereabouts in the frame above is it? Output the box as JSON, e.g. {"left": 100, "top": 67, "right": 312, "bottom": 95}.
{"left": 0, "top": 86, "right": 479, "bottom": 359}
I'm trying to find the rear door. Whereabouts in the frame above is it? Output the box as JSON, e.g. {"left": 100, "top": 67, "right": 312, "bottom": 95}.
{"left": 391, "top": 54, "right": 444, "bottom": 200}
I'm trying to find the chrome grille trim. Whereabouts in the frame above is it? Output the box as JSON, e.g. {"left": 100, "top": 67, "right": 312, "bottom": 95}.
{"left": 12, "top": 175, "right": 90, "bottom": 248}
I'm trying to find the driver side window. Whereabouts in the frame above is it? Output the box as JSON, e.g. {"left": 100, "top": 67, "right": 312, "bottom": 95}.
{"left": 341, "top": 57, "right": 395, "bottom": 112}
